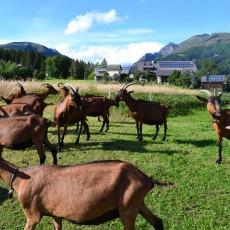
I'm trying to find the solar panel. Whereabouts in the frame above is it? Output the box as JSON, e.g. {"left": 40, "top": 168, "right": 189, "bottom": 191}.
{"left": 159, "top": 61, "right": 194, "bottom": 68}
{"left": 208, "top": 75, "right": 224, "bottom": 81}
{"left": 202, "top": 75, "right": 225, "bottom": 82}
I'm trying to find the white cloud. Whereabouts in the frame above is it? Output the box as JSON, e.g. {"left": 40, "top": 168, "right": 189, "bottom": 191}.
{"left": 56, "top": 41, "right": 164, "bottom": 66}
{"left": 64, "top": 9, "right": 122, "bottom": 35}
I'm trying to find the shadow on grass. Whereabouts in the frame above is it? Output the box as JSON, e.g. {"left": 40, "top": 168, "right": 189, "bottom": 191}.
{"left": 0, "top": 187, "right": 9, "bottom": 205}
{"left": 175, "top": 139, "right": 216, "bottom": 147}
{"left": 57, "top": 138, "right": 179, "bottom": 156}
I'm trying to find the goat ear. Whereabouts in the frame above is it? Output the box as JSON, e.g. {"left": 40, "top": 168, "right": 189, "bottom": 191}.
{"left": 128, "top": 90, "right": 134, "bottom": 94}
{"left": 196, "top": 95, "right": 208, "bottom": 102}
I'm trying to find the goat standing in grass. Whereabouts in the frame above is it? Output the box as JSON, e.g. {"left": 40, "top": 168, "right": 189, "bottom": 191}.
{"left": 53, "top": 84, "right": 90, "bottom": 152}
{"left": 115, "top": 83, "right": 169, "bottom": 141}
{"left": 0, "top": 114, "right": 57, "bottom": 164}
{"left": 84, "top": 96, "right": 119, "bottom": 132}
{"left": 0, "top": 158, "right": 173, "bottom": 230}
{"left": 196, "top": 89, "right": 230, "bottom": 163}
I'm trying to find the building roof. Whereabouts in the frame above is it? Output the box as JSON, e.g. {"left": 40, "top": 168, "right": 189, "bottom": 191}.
{"left": 201, "top": 75, "right": 226, "bottom": 83}
{"left": 137, "top": 60, "right": 197, "bottom": 77}
{"left": 107, "top": 65, "right": 122, "bottom": 71}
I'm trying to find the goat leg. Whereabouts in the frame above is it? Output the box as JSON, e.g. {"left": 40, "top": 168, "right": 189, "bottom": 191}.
{"left": 33, "top": 141, "right": 46, "bottom": 164}
{"left": 216, "top": 140, "right": 222, "bottom": 164}
{"left": 43, "top": 136, "right": 58, "bottom": 165}
{"left": 84, "top": 122, "right": 90, "bottom": 141}
{"left": 139, "top": 203, "right": 164, "bottom": 230}
{"left": 99, "top": 114, "right": 108, "bottom": 132}
{"left": 58, "top": 125, "right": 68, "bottom": 152}
{"left": 75, "top": 122, "right": 83, "bottom": 144}
{"left": 135, "top": 120, "right": 140, "bottom": 140}
{"left": 53, "top": 217, "right": 62, "bottom": 230}
{"left": 162, "top": 122, "right": 167, "bottom": 141}
{"left": 138, "top": 122, "right": 143, "bottom": 141}
{"left": 153, "top": 125, "right": 159, "bottom": 140}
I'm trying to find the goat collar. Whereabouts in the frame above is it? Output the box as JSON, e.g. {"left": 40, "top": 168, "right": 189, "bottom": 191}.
{"left": 8, "top": 167, "right": 18, "bottom": 199}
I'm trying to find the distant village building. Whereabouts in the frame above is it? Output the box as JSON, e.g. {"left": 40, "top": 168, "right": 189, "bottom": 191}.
{"left": 107, "top": 65, "right": 122, "bottom": 78}
{"left": 201, "top": 75, "right": 227, "bottom": 91}
{"left": 137, "top": 60, "right": 197, "bottom": 84}
{"left": 94, "top": 61, "right": 197, "bottom": 83}
{"left": 94, "top": 65, "right": 130, "bottom": 81}
{"left": 94, "top": 68, "right": 107, "bottom": 81}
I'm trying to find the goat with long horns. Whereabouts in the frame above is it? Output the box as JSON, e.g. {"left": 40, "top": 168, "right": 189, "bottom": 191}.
{"left": 115, "top": 83, "right": 169, "bottom": 141}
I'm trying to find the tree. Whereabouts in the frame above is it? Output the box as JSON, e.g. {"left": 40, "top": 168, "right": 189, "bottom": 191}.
{"left": 168, "top": 70, "right": 181, "bottom": 84}
{"left": 177, "top": 71, "right": 192, "bottom": 88}
{"left": 133, "top": 67, "right": 140, "bottom": 81}
{"left": 100, "top": 58, "right": 108, "bottom": 68}
{"left": 197, "top": 60, "right": 220, "bottom": 77}
{"left": 45, "top": 56, "right": 71, "bottom": 79}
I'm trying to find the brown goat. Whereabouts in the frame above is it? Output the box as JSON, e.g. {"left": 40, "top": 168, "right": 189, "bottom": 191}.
{"left": 2, "top": 83, "right": 58, "bottom": 104}
{"left": 0, "top": 103, "right": 35, "bottom": 117}
{"left": 12, "top": 95, "right": 49, "bottom": 115}
{"left": 2, "top": 83, "right": 58, "bottom": 115}
{"left": 53, "top": 84, "right": 90, "bottom": 152}
{"left": 115, "top": 83, "right": 169, "bottom": 141}
{"left": 85, "top": 96, "right": 119, "bottom": 132}
{"left": 196, "top": 89, "right": 230, "bottom": 163}
{"left": 0, "top": 114, "right": 57, "bottom": 164}
{"left": 1, "top": 82, "right": 26, "bottom": 104}
{"left": 0, "top": 158, "right": 173, "bottom": 229}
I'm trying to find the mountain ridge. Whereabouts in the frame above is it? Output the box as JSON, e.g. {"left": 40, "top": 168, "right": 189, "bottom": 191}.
{"left": 0, "top": 41, "right": 61, "bottom": 57}
{"left": 136, "top": 32, "right": 230, "bottom": 74}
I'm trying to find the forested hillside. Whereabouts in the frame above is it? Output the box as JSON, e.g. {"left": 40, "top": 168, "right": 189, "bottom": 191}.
{"left": 0, "top": 48, "right": 95, "bottom": 80}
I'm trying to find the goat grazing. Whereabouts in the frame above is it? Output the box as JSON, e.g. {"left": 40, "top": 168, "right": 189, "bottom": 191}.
{"left": 0, "top": 158, "right": 173, "bottom": 229}
{"left": 196, "top": 89, "right": 230, "bottom": 163}
{"left": 0, "top": 114, "right": 57, "bottom": 164}
{"left": 115, "top": 83, "right": 169, "bottom": 141}
{"left": 53, "top": 84, "right": 90, "bottom": 152}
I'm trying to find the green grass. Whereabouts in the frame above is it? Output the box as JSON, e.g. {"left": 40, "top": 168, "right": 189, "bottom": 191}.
{"left": 0, "top": 101, "right": 230, "bottom": 229}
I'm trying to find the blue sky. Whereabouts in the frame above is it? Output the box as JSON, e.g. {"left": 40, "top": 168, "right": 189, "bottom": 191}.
{"left": 1, "top": 0, "right": 230, "bottom": 66}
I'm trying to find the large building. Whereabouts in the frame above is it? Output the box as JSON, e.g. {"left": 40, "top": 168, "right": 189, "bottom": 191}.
{"left": 137, "top": 60, "right": 197, "bottom": 84}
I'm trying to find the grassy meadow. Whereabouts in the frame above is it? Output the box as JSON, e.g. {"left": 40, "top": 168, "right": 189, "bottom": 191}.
{"left": 0, "top": 80, "right": 229, "bottom": 230}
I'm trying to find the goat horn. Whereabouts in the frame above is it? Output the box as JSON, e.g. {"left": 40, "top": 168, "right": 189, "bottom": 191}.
{"left": 123, "top": 83, "right": 135, "bottom": 90}
{"left": 41, "top": 83, "right": 52, "bottom": 87}
{"left": 65, "top": 84, "right": 77, "bottom": 94}
{"left": 121, "top": 82, "right": 130, "bottom": 89}
{"left": 57, "top": 83, "right": 64, "bottom": 89}
{"left": 16, "top": 82, "right": 24, "bottom": 88}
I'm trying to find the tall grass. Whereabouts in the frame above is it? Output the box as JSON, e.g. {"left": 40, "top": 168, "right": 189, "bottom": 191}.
{"left": 0, "top": 80, "right": 229, "bottom": 229}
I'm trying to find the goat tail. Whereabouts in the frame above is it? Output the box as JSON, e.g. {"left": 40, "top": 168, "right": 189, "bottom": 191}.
{"left": 151, "top": 178, "right": 175, "bottom": 187}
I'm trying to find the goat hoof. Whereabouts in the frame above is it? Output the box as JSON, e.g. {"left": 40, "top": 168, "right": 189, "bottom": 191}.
{"left": 215, "top": 159, "right": 222, "bottom": 164}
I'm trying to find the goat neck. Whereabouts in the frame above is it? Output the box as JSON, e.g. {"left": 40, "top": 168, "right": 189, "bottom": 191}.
{"left": 0, "top": 158, "right": 20, "bottom": 196}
